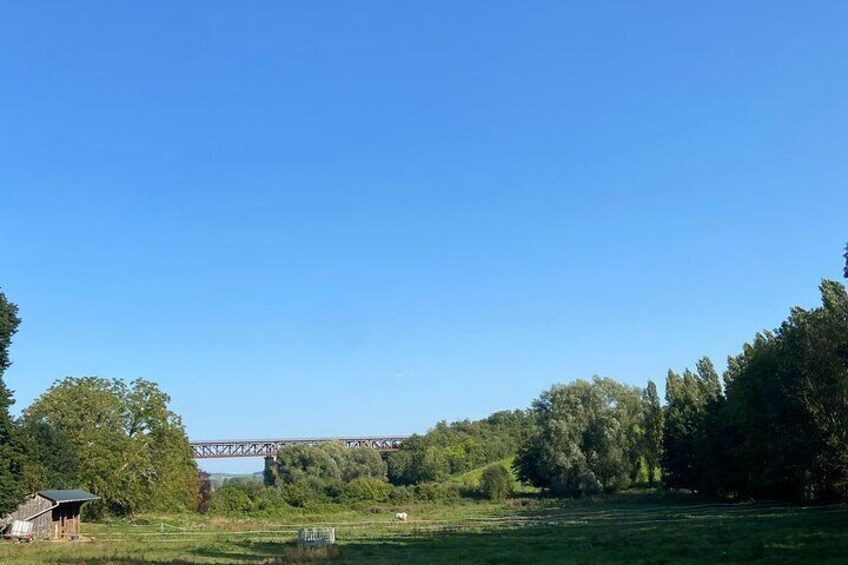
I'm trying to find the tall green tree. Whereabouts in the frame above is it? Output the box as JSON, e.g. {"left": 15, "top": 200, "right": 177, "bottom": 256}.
{"left": 843, "top": 243, "right": 847, "bottom": 278}
{"left": 271, "top": 443, "right": 342, "bottom": 485}
{"left": 685, "top": 280, "right": 848, "bottom": 501}
{"left": 662, "top": 357, "right": 721, "bottom": 491}
{"left": 774, "top": 281, "right": 848, "bottom": 499}
{"left": 16, "top": 419, "right": 79, "bottom": 490}
{"left": 24, "top": 377, "right": 199, "bottom": 515}
{"left": 0, "top": 291, "right": 25, "bottom": 514}
{"left": 662, "top": 370, "right": 693, "bottom": 490}
{"left": 641, "top": 380, "right": 663, "bottom": 486}
{"left": 515, "top": 377, "right": 644, "bottom": 497}
{"left": 718, "top": 331, "right": 808, "bottom": 499}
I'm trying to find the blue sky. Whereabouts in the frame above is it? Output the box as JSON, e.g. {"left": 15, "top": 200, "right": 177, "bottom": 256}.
{"left": 2, "top": 2, "right": 846, "bottom": 473}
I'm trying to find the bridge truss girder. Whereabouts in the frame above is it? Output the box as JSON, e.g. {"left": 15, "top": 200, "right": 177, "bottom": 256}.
{"left": 190, "top": 436, "right": 407, "bottom": 459}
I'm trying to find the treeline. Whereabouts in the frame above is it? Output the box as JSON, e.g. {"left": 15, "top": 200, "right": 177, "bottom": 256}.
{"left": 662, "top": 280, "right": 848, "bottom": 501}
{"left": 0, "top": 292, "right": 199, "bottom": 517}
{"left": 210, "top": 441, "right": 469, "bottom": 513}
{"left": 516, "top": 280, "right": 848, "bottom": 502}
{"left": 3, "top": 276, "right": 847, "bottom": 517}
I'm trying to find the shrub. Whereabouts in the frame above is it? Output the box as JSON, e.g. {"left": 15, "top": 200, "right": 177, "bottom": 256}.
{"left": 282, "top": 478, "right": 327, "bottom": 508}
{"left": 414, "top": 482, "right": 461, "bottom": 502}
{"left": 210, "top": 485, "right": 253, "bottom": 514}
{"left": 480, "top": 464, "right": 512, "bottom": 501}
{"left": 342, "top": 477, "right": 392, "bottom": 503}
{"left": 388, "top": 485, "right": 415, "bottom": 504}
{"left": 254, "top": 486, "right": 290, "bottom": 513}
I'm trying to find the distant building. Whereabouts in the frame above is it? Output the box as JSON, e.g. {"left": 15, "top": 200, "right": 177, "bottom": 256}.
{"left": 2, "top": 489, "right": 99, "bottom": 540}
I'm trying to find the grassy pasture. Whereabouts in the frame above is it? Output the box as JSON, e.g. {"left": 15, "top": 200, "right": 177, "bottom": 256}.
{"left": 1, "top": 493, "right": 846, "bottom": 564}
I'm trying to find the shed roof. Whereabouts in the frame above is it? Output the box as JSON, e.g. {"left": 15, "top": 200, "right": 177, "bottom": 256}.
{"left": 38, "top": 489, "right": 100, "bottom": 503}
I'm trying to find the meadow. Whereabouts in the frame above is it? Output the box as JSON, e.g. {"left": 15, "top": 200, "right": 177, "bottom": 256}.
{"left": 1, "top": 493, "right": 846, "bottom": 564}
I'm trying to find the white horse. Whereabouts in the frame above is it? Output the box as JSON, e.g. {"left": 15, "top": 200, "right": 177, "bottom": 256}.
{"left": 394, "top": 512, "right": 408, "bottom": 522}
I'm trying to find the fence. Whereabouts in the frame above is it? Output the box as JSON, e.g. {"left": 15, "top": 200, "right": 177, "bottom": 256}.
{"left": 297, "top": 527, "right": 336, "bottom": 547}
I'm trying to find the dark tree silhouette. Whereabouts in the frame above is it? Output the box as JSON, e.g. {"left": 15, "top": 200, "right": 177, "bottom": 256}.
{"left": 197, "top": 470, "right": 212, "bottom": 513}
{"left": 0, "top": 291, "right": 24, "bottom": 514}
{"left": 844, "top": 243, "right": 847, "bottom": 278}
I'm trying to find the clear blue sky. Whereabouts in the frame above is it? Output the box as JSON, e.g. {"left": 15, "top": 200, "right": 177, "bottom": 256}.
{"left": 2, "top": 2, "right": 846, "bottom": 473}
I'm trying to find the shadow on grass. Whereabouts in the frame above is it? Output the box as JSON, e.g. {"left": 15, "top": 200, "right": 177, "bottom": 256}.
{"left": 309, "top": 507, "right": 845, "bottom": 565}
{"left": 190, "top": 539, "right": 297, "bottom": 562}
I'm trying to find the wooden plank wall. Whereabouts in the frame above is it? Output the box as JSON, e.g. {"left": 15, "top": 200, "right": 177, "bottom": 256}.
{"left": 3, "top": 493, "right": 54, "bottom": 539}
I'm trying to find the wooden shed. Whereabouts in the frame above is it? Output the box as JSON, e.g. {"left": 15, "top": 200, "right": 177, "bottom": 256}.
{"left": 3, "top": 489, "right": 99, "bottom": 540}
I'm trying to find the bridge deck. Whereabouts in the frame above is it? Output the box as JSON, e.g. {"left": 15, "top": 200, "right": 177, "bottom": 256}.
{"left": 190, "top": 436, "right": 408, "bottom": 459}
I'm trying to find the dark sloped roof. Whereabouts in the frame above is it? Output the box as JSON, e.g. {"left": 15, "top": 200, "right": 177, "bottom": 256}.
{"left": 38, "top": 489, "right": 100, "bottom": 503}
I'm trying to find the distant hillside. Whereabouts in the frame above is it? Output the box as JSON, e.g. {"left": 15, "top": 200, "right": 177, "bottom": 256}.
{"left": 451, "top": 457, "right": 538, "bottom": 494}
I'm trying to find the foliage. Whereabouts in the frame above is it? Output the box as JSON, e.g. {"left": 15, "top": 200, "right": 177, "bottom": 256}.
{"left": 342, "top": 477, "right": 393, "bottom": 503}
{"left": 23, "top": 377, "right": 199, "bottom": 515}
{"left": 661, "top": 357, "right": 720, "bottom": 491}
{"left": 281, "top": 477, "right": 330, "bottom": 508}
{"left": 414, "top": 482, "right": 461, "bottom": 501}
{"left": 209, "top": 484, "right": 254, "bottom": 513}
{"left": 335, "top": 444, "right": 388, "bottom": 483}
{"left": 273, "top": 443, "right": 341, "bottom": 485}
{"left": 709, "top": 280, "right": 848, "bottom": 500}
{"left": 641, "top": 381, "right": 663, "bottom": 486}
{"left": 844, "top": 242, "right": 848, "bottom": 278}
{"left": 515, "top": 378, "right": 645, "bottom": 497}
{"left": 232, "top": 439, "right": 475, "bottom": 510}
{"left": 0, "top": 291, "right": 19, "bottom": 379}
{"left": 0, "top": 290, "right": 25, "bottom": 515}
{"left": 387, "top": 411, "right": 534, "bottom": 486}
{"left": 197, "top": 471, "right": 212, "bottom": 513}
{"left": 16, "top": 419, "right": 79, "bottom": 490}
{"left": 0, "top": 375, "right": 26, "bottom": 515}
{"left": 479, "top": 463, "right": 511, "bottom": 501}
{"left": 268, "top": 442, "right": 387, "bottom": 488}
{"left": 658, "top": 280, "right": 848, "bottom": 502}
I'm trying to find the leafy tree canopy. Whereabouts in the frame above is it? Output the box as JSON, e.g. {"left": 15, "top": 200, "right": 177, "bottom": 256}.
{"left": 23, "top": 377, "right": 198, "bottom": 515}
{"left": 0, "top": 290, "right": 24, "bottom": 514}
{"left": 515, "top": 377, "right": 645, "bottom": 497}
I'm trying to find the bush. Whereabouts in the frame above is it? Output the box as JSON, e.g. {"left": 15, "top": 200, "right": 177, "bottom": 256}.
{"left": 210, "top": 485, "right": 254, "bottom": 514}
{"left": 253, "top": 486, "right": 290, "bottom": 513}
{"left": 388, "top": 485, "right": 415, "bottom": 504}
{"left": 342, "top": 477, "right": 392, "bottom": 503}
{"left": 282, "top": 477, "right": 327, "bottom": 508}
{"left": 480, "top": 464, "right": 512, "bottom": 501}
{"left": 414, "top": 482, "right": 461, "bottom": 502}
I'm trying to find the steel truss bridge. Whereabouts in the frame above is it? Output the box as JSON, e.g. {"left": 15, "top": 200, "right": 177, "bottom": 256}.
{"left": 190, "top": 436, "right": 408, "bottom": 459}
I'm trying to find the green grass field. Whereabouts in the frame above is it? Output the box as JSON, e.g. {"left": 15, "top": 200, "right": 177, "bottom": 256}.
{"left": 2, "top": 493, "right": 846, "bottom": 564}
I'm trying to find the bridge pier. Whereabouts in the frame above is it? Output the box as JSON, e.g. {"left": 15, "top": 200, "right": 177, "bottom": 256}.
{"left": 263, "top": 455, "right": 277, "bottom": 486}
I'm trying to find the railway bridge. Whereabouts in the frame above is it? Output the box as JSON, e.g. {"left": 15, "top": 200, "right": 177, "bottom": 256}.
{"left": 189, "top": 436, "right": 408, "bottom": 460}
